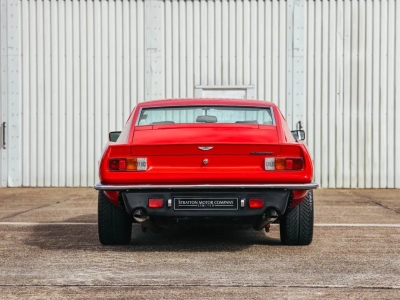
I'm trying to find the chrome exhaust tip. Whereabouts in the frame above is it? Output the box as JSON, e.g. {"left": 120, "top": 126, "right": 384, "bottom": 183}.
{"left": 253, "top": 209, "right": 279, "bottom": 231}
{"left": 133, "top": 208, "right": 148, "bottom": 223}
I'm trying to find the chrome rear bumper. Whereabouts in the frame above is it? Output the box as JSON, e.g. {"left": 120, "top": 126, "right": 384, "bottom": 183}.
{"left": 94, "top": 182, "right": 319, "bottom": 191}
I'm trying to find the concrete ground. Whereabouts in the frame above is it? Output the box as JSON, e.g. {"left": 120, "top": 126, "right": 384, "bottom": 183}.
{"left": 0, "top": 188, "right": 399, "bottom": 299}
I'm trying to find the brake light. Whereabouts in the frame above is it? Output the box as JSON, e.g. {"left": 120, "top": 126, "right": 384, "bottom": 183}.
{"left": 285, "top": 159, "right": 293, "bottom": 169}
{"left": 148, "top": 198, "right": 164, "bottom": 208}
{"left": 264, "top": 157, "right": 303, "bottom": 171}
{"left": 108, "top": 158, "right": 147, "bottom": 171}
{"left": 249, "top": 198, "right": 264, "bottom": 208}
{"left": 119, "top": 159, "right": 127, "bottom": 170}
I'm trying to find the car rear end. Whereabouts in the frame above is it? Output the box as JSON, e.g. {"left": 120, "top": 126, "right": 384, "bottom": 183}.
{"left": 95, "top": 101, "right": 318, "bottom": 245}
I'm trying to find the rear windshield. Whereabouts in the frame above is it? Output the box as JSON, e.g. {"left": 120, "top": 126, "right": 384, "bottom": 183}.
{"left": 137, "top": 106, "right": 274, "bottom": 126}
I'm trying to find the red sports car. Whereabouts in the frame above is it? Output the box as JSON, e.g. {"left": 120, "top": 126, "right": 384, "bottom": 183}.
{"left": 95, "top": 98, "right": 318, "bottom": 246}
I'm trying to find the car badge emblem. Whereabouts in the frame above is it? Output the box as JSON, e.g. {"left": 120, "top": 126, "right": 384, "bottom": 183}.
{"left": 198, "top": 146, "right": 213, "bottom": 151}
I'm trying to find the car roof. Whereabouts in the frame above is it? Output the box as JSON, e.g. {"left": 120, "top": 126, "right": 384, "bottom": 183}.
{"left": 137, "top": 98, "right": 276, "bottom": 108}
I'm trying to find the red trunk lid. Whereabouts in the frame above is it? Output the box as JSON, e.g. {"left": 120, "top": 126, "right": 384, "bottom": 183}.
{"left": 130, "top": 125, "right": 280, "bottom": 156}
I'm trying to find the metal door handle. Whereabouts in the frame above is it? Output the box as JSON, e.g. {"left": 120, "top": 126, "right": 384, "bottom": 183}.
{"left": 2, "top": 122, "right": 5, "bottom": 149}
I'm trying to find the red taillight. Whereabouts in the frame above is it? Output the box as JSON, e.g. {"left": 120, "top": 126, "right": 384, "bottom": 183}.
{"left": 285, "top": 159, "right": 293, "bottom": 169}
{"left": 292, "top": 158, "right": 303, "bottom": 170}
{"left": 108, "top": 158, "right": 147, "bottom": 171}
{"left": 118, "top": 159, "right": 127, "bottom": 170}
{"left": 264, "top": 157, "right": 304, "bottom": 171}
{"left": 148, "top": 198, "right": 164, "bottom": 208}
{"left": 109, "top": 159, "right": 120, "bottom": 171}
{"left": 249, "top": 198, "right": 264, "bottom": 209}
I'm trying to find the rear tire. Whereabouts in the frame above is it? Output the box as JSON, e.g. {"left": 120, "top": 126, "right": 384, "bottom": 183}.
{"left": 280, "top": 190, "right": 314, "bottom": 246}
{"left": 98, "top": 191, "right": 132, "bottom": 245}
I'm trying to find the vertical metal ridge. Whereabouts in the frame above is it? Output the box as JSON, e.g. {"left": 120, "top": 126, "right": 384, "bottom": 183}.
{"left": 395, "top": 0, "right": 400, "bottom": 188}
{"left": 357, "top": 0, "right": 366, "bottom": 188}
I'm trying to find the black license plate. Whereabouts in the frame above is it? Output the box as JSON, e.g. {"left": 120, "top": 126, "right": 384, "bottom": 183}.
{"left": 174, "top": 198, "right": 238, "bottom": 210}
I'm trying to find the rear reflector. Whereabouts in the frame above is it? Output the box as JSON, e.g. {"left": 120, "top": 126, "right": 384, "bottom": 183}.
{"left": 148, "top": 198, "right": 164, "bottom": 208}
{"left": 249, "top": 198, "right": 264, "bottom": 209}
{"left": 264, "top": 157, "right": 304, "bottom": 171}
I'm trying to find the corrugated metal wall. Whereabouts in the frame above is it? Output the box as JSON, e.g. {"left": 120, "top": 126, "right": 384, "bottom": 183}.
{"left": 21, "top": 0, "right": 147, "bottom": 187}
{"left": 16, "top": 0, "right": 400, "bottom": 188}
{"left": 305, "top": 0, "right": 400, "bottom": 188}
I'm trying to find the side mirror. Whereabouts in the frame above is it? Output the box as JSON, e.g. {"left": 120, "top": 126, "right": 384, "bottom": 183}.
{"left": 109, "top": 131, "right": 121, "bottom": 142}
{"left": 291, "top": 130, "right": 306, "bottom": 141}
